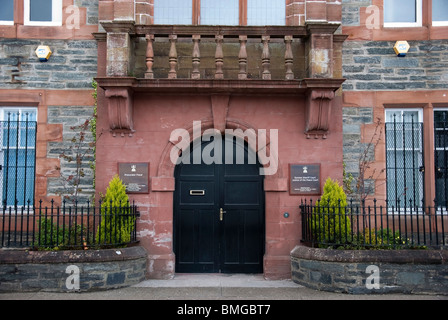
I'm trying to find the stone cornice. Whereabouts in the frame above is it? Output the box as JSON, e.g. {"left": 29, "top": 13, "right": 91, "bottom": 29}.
{"left": 96, "top": 77, "right": 345, "bottom": 95}
{"left": 100, "top": 21, "right": 342, "bottom": 39}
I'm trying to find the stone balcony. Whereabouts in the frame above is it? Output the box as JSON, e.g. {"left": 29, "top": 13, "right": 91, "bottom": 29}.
{"left": 96, "top": 21, "right": 346, "bottom": 138}
{"left": 101, "top": 22, "right": 344, "bottom": 79}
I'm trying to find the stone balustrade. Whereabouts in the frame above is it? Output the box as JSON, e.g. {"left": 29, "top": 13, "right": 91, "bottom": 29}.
{"left": 103, "top": 23, "right": 342, "bottom": 80}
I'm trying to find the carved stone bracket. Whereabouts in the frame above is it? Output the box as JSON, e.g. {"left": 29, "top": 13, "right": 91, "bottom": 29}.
{"left": 305, "top": 89, "right": 335, "bottom": 139}
{"left": 105, "top": 87, "right": 135, "bottom": 137}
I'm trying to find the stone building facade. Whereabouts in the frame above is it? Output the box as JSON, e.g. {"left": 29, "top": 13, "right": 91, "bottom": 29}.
{"left": 341, "top": 0, "right": 448, "bottom": 208}
{"left": 95, "top": 0, "right": 345, "bottom": 279}
{"left": 0, "top": 1, "right": 98, "bottom": 206}
{"left": 1, "top": 0, "right": 447, "bottom": 280}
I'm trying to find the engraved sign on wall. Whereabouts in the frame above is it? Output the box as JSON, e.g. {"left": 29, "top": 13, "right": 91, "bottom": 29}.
{"left": 290, "top": 164, "right": 321, "bottom": 195}
{"left": 118, "top": 163, "right": 149, "bottom": 194}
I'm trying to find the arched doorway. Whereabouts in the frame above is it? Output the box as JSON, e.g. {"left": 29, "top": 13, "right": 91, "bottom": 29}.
{"left": 173, "top": 134, "right": 265, "bottom": 273}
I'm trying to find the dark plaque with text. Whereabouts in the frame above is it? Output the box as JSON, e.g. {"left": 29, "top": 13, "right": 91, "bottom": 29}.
{"left": 118, "top": 163, "right": 149, "bottom": 194}
{"left": 290, "top": 164, "right": 321, "bottom": 195}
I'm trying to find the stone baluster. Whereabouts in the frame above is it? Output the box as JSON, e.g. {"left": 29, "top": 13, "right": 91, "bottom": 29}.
{"left": 215, "top": 35, "right": 224, "bottom": 79}
{"left": 168, "top": 34, "right": 178, "bottom": 79}
{"left": 192, "top": 35, "right": 201, "bottom": 79}
{"left": 285, "top": 35, "right": 294, "bottom": 80}
{"left": 238, "top": 35, "right": 248, "bottom": 80}
{"left": 261, "top": 36, "right": 271, "bottom": 80}
{"left": 145, "top": 34, "right": 155, "bottom": 79}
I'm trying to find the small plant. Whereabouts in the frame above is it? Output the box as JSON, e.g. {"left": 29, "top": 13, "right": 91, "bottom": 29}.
{"left": 34, "top": 215, "right": 88, "bottom": 250}
{"left": 311, "top": 178, "right": 352, "bottom": 247}
{"left": 362, "top": 228, "right": 383, "bottom": 247}
{"left": 96, "top": 175, "right": 136, "bottom": 246}
{"left": 34, "top": 216, "right": 65, "bottom": 250}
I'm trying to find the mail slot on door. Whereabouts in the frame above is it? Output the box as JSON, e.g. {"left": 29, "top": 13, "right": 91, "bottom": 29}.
{"left": 190, "top": 190, "right": 205, "bottom": 196}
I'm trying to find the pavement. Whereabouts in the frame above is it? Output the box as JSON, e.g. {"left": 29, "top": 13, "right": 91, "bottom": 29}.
{"left": 0, "top": 273, "right": 447, "bottom": 300}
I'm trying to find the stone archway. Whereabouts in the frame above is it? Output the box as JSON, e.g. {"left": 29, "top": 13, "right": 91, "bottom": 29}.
{"left": 147, "top": 116, "right": 287, "bottom": 279}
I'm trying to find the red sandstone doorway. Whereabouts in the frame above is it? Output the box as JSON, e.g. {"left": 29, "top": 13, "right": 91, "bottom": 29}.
{"left": 173, "top": 136, "right": 265, "bottom": 273}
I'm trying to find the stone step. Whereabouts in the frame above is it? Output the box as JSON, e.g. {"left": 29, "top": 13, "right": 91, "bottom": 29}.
{"left": 131, "top": 274, "right": 302, "bottom": 299}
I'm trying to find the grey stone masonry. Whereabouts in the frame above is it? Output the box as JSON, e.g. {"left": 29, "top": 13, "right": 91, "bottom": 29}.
{"left": 291, "top": 246, "right": 448, "bottom": 295}
{"left": 342, "top": 0, "right": 372, "bottom": 26}
{"left": 0, "top": 39, "right": 97, "bottom": 90}
{"left": 47, "top": 106, "right": 96, "bottom": 203}
{"left": 0, "top": 247, "right": 147, "bottom": 292}
{"left": 343, "top": 107, "right": 374, "bottom": 184}
{"left": 343, "top": 40, "right": 448, "bottom": 91}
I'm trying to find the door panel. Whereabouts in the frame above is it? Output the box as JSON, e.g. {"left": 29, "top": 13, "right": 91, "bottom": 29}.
{"left": 176, "top": 208, "right": 218, "bottom": 272}
{"left": 221, "top": 208, "right": 264, "bottom": 273}
{"left": 224, "top": 180, "right": 260, "bottom": 205}
{"left": 174, "top": 137, "right": 264, "bottom": 273}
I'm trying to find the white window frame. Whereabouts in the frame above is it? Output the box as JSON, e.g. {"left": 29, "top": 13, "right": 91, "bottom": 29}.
{"left": 0, "top": 19, "right": 14, "bottom": 26}
{"left": 385, "top": 108, "right": 423, "bottom": 124}
{"left": 24, "top": 0, "right": 62, "bottom": 26}
{"left": 0, "top": 0, "right": 14, "bottom": 25}
{"left": 0, "top": 107, "right": 38, "bottom": 121}
{"left": 433, "top": 21, "right": 448, "bottom": 27}
{"left": 384, "top": 0, "right": 422, "bottom": 28}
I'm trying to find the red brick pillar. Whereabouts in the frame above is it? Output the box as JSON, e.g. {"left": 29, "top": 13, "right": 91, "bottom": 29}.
{"left": 286, "top": 0, "right": 305, "bottom": 26}
{"left": 135, "top": 0, "right": 154, "bottom": 25}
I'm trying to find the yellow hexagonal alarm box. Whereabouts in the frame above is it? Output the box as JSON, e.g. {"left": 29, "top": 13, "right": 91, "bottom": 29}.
{"left": 393, "top": 41, "right": 410, "bottom": 57}
{"left": 35, "top": 45, "right": 52, "bottom": 62}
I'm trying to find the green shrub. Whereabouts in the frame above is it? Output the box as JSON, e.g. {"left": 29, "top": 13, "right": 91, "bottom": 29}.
{"left": 311, "top": 178, "right": 352, "bottom": 247}
{"left": 96, "top": 175, "right": 135, "bottom": 246}
{"left": 34, "top": 216, "right": 87, "bottom": 250}
{"left": 34, "top": 216, "right": 66, "bottom": 250}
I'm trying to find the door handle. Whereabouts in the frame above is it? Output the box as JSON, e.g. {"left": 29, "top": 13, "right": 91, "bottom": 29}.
{"left": 220, "top": 208, "right": 226, "bottom": 221}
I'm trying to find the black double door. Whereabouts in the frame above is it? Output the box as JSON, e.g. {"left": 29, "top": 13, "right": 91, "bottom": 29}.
{"left": 174, "top": 137, "right": 265, "bottom": 273}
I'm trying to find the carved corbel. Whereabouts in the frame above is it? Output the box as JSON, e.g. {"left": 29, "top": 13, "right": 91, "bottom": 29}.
{"left": 105, "top": 88, "right": 135, "bottom": 137}
{"left": 305, "top": 89, "right": 335, "bottom": 139}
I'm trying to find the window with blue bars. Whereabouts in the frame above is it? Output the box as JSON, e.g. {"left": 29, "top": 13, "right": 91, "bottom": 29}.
{"left": 0, "top": 109, "right": 37, "bottom": 207}
{"left": 385, "top": 109, "right": 424, "bottom": 207}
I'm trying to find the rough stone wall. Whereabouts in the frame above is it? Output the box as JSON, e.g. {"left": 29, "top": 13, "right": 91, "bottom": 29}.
{"left": 47, "top": 106, "right": 95, "bottom": 204}
{"left": 0, "top": 247, "right": 147, "bottom": 292}
{"left": 291, "top": 246, "right": 448, "bottom": 295}
{"left": 0, "top": 39, "right": 97, "bottom": 90}
{"left": 342, "top": 106, "right": 374, "bottom": 181}
{"left": 343, "top": 40, "right": 448, "bottom": 91}
{"left": 341, "top": 0, "right": 372, "bottom": 27}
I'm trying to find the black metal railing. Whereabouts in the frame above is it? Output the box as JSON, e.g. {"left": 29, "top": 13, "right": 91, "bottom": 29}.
{"left": 0, "top": 200, "right": 139, "bottom": 250}
{"left": 301, "top": 199, "right": 448, "bottom": 249}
